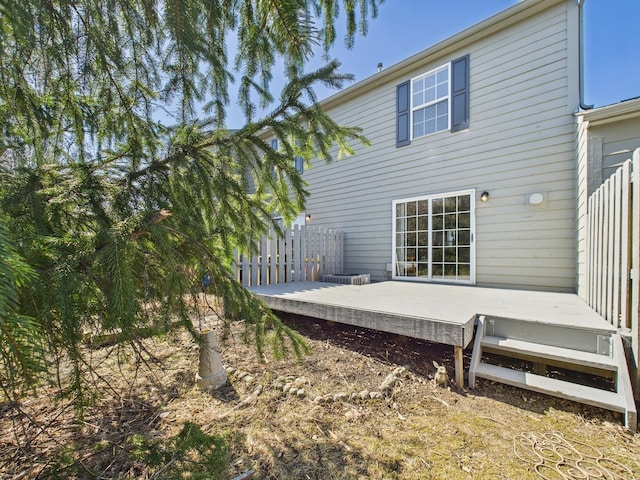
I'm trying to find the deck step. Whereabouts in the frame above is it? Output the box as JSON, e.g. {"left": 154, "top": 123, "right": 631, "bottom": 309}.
{"left": 474, "top": 363, "right": 626, "bottom": 412}
{"left": 469, "top": 316, "right": 637, "bottom": 431}
{"left": 481, "top": 336, "right": 618, "bottom": 372}
{"left": 482, "top": 316, "right": 615, "bottom": 354}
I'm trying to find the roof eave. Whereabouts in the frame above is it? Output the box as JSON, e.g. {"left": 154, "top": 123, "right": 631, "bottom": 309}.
{"left": 575, "top": 97, "right": 640, "bottom": 126}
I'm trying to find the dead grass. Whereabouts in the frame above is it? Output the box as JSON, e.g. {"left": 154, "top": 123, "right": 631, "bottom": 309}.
{"left": 1, "top": 312, "right": 639, "bottom": 479}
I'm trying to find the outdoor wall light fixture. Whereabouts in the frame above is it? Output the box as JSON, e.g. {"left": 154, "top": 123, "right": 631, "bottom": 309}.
{"left": 528, "top": 193, "right": 544, "bottom": 206}
{"left": 480, "top": 191, "right": 490, "bottom": 202}
{"left": 305, "top": 214, "right": 312, "bottom": 221}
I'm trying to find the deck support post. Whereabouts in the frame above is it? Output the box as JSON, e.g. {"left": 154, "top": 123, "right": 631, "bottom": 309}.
{"left": 454, "top": 346, "right": 464, "bottom": 387}
{"left": 532, "top": 362, "right": 547, "bottom": 375}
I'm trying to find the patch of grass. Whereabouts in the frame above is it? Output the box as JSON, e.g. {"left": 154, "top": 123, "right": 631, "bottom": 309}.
{"left": 126, "top": 422, "right": 236, "bottom": 479}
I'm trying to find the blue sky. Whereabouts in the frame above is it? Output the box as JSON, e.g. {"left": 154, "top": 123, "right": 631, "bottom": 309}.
{"left": 225, "top": 0, "right": 640, "bottom": 128}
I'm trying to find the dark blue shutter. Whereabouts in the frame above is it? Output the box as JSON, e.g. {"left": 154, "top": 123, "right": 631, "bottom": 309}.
{"left": 293, "top": 140, "right": 303, "bottom": 173}
{"left": 451, "top": 55, "right": 469, "bottom": 132}
{"left": 270, "top": 139, "right": 278, "bottom": 178}
{"left": 396, "top": 80, "right": 410, "bottom": 147}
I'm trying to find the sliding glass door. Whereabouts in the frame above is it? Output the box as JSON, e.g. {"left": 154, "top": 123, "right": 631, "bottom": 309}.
{"left": 392, "top": 190, "right": 475, "bottom": 284}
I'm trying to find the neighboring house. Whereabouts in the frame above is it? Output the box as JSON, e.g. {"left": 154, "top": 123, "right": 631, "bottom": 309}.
{"left": 297, "top": 0, "right": 583, "bottom": 292}
{"left": 576, "top": 97, "right": 640, "bottom": 300}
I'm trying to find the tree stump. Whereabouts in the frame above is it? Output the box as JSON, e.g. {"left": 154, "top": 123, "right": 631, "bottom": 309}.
{"left": 196, "top": 329, "right": 227, "bottom": 390}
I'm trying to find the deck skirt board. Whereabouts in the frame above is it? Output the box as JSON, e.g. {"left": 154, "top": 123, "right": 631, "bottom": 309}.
{"left": 256, "top": 294, "right": 470, "bottom": 346}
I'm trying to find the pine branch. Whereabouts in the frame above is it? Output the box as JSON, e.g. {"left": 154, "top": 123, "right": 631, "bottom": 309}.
{"left": 0, "top": 0, "right": 382, "bottom": 411}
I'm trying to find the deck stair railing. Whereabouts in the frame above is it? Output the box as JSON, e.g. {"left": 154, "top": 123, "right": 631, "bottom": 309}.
{"left": 233, "top": 224, "right": 344, "bottom": 287}
{"left": 585, "top": 148, "right": 639, "bottom": 393}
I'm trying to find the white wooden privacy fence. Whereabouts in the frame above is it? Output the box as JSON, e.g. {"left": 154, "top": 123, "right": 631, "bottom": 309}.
{"left": 233, "top": 225, "right": 344, "bottom": 287}
{"left": 586, "top": 148, "right": 639, "bottom": 370}
{"left": 586, "top": 148, "right": 639, "bottom": 328}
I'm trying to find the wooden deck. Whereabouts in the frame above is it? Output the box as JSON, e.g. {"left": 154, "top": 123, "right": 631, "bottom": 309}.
{"left": 249, "top": 281, "right": 616, "bottom": 386}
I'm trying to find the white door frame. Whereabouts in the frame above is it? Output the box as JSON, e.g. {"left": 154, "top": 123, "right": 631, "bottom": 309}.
{"left": 392, "top": 189, "right": 476, "bottom": 285}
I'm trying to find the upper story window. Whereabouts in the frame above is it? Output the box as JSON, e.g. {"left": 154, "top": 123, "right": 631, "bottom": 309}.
{"left": 396, "top": 54, "right": 469, "bottom": 148}
{"left": 270, "top": 138, "right": 303, "bottom": 174}
{"left": 411, "top": 64, "right": 450, "bottom": 138}
{"left": 270, "top": 138, "right": 278, "bottom": 177}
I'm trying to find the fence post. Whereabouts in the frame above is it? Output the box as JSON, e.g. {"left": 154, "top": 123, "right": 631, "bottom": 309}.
{"left": 602, "top": 178, "right": 611, "bottom": 319}
{"left": 259, "top": 235, "right": 267, "bottom": 286}
{"left": 311, "top": 227, "right": 320, "bottom": 282}
{"left": 241, "top": 252, "right": 248, "bottom": 287}
{"left": 606, "top": 174, "right": 616, "bottom": 324}
{"left": 320, "top": 228, "right": 328, "bottom": 277}
{"left": 586, "top": 195, "right": 595, "bottom": 305}
{"left": 307, "top": 225, "right": 313, "bottom": 281}
{"left": 307, "top": 226, "right": 313, "bottom": 281}
{"left": 269, "top": 225, "right": 277, "bottom": 285}
{"left": 285, "top": 227, "right": 292, "bottom": 282}
{"left": 338, "top": 231, "right": 344, "bottom": 274}
{"left": 294, "top": 224, "right": 302, "bottom": 282}
{"left": 250, "top": 245, "right": 258, "bottom": 287}
{"left": 328, "top": 229, "right": 333, "bottom": 275}
{"left": 594, "top": 188, "right": 602, "bottom": 315}
{"left": 277, "top": 230, "right": 284, "bottom": 284}
{"left": 631, "top": 149, "right": 640, "bottom": 394}
{"left": 612, "top": 168, "right": 622, "bottom": 328}
{"left": 620, "top": 161, "right": 632, "bottom": 328}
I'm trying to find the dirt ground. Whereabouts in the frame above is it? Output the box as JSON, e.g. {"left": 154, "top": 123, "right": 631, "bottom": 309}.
{"left": 1, "top": 311, "right": 639, "bottom": 479}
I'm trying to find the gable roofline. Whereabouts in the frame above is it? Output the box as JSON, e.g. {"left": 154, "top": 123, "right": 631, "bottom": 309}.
{"left": 575, "top": 97, "right": 640, "bottom": 126}
{"left": 321, "top": 0, "right": 567, "bottom": 111}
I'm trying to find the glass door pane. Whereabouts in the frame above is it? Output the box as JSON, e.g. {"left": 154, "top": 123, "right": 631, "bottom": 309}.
{"left": 430, "top": 193, "right": 471, "bottom": 281}
{"left": 394, "top": 199, "right": 430, "bottom": 278}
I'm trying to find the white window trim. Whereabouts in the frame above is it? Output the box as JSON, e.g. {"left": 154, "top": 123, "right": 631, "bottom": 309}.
{"left": 391, "top": 189, "right": 476, "bottom": 285}
{"left": 409, "top": 62, "right": 451, "bottom": 140}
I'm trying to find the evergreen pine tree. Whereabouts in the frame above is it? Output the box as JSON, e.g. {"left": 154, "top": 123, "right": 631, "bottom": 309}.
{"left": 0, "top": 0, "right": 380, "bottom": 403}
